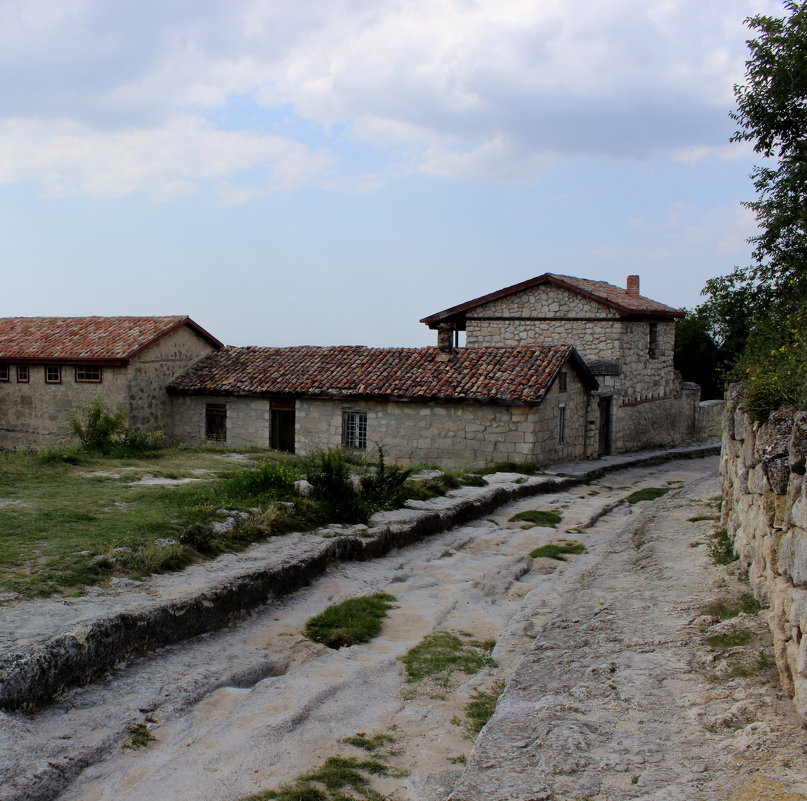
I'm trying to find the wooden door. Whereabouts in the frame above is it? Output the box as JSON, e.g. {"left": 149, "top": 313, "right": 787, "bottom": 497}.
{"left": 271, "top": 407, "right": 295, "bottom": 453}
{"left": 598, "top": 397, "right": 612, "bottom": 456}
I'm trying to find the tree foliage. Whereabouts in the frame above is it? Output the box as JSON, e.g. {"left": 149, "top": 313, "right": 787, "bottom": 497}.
{"left": 699, "top": 1, "right": 807, "bottom": 419}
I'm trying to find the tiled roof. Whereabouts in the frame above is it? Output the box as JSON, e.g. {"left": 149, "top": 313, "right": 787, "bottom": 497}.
{"left": 169, "top": 345, "right": 597, "bottom": 404}
{"left": 0, "top": 316, "right": 222, "bottom": 363}
{"left": 421, "top": 273, "right": 684, "bottom": 326}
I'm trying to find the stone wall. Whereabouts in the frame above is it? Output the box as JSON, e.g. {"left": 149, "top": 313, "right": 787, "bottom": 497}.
{"left": 0, "top": 365, "right": 129, "bottom": 450}
{"left": 171, "top": 371, "right": 592, "bottom": 468}
{"left": 128, "top": 326, "right": 216, "bottom": 435}
{"left": 720, "top": 386, "right": 807, "bottom": 721}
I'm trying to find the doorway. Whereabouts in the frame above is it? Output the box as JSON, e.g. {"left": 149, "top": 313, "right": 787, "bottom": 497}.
{"left": 271, "top": 402, "right": 295, "bottom": 453}
{"left": 598, "top": 397, "right": 612, "bottom": 456}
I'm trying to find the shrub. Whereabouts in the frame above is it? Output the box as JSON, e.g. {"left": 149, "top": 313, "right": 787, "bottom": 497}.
{"left": 68, "top": 398, "right": 128, "bottom": 454}
{"left": 360, "top": 446, "right": 413, "bottom": 511}
{"left": 306, "top": 449, "right": 367, "bottom": 524}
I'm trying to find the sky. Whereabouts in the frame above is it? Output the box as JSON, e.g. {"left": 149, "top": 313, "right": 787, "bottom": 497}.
{"left": 0, "top": 0, "right": 786, "bottom": 347}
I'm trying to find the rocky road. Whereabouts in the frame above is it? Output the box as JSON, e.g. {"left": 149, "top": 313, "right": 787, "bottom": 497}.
{"left": 2, "top": 452, "right": 806, "bottom": 801}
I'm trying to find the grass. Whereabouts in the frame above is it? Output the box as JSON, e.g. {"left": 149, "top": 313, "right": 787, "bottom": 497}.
{"left": 706, "top": 528, "right": 738, "bottom": 565}
{"left": 688, "top": 515, "right": 719, "bottom": 523}
{"left": 508, "top": 509, "right": 562, "bottom": 527}
{"left": 462, "top": 681, "right": 505, "bottom": 735}
{"left": 0, "top": 447, "right": 481, "bottom": 599}
{"left": 401, "top": 632, "right": 496, "bottom": 685}
{"left": 240, "top": 732, "right": 403, "bottom": 801}
{"left": 304, "top": 593, "right": 396, "bottom": 649}
{"left": 529, "top": 540, "right": 586, "bottom": 561}
{"left": 701, "top": 593, "right": 761, "bottom": 620}
{"left": 704, "top": 629, "right": 753, "bottom": 650}
{"left": 123, "top": 723, "right": 156, "bottom": 749}
{"left": 625, "top": 487, "right": 672, "bottom": 504}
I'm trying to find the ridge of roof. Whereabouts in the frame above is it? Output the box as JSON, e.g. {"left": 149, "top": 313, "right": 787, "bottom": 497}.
{"left": 0, "top": 316, "right": 223, "bottom": 363}
{"left": 169, "top": 344, "right": 598, "bottom": 403}
{"left": 420, "top": 272, "right": 684, "bottom": 327}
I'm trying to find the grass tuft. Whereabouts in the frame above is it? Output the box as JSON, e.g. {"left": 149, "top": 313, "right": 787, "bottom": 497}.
{"left": 706, "top": 528, "right": 738, "bottom": 565}
{"left": 625, "top": 487, "right": 671, "bottom": 504}
{"left": 529, "top": 540, "right": 586, "bottom": 561}
{"left": 462, "top": 681, "right": 505, "bottom": 735}
{"left": 401, "top": 632, "right": 496, "bottom": 685}
{"left": 123, "top": 723, "right": 156, "bottom": 749}
{"left": 704, "top": 629, "right": 753, "bottom": 650}
{"left": 508, "top": 509, "right": 562, "bottom": 527}
{"left": 701, "top": 593, "right": 761, "bottom": 620}
{"left": 304, "top": 593, "right": 396, "bottom": 649}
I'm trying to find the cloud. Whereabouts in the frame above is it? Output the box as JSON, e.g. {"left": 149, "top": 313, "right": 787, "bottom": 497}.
{"left": 0, "top": 114, "right": 332, "bottom": 200}
{"left": 0, "top": 0, "right": 786, "bottom": 196}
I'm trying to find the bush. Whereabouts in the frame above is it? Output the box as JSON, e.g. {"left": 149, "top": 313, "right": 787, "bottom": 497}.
{"left": 306, "top": 449, "right": 367, "bottom": 524}
{"left": 360, "top": 446, "right": 413, "bottom": 511}
{"left": 68, "top": 397, "right": 164, "bottom": 457}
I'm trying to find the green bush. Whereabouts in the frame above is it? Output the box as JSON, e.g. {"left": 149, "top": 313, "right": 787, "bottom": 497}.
{"left": 360, "top": 446, "right": 413, "bottom": 511}
{"left": 68, "top": 398, "right": 128, "bottom": 454}
{"left": 306, "top": 449, "right": 367, "bottom": 524}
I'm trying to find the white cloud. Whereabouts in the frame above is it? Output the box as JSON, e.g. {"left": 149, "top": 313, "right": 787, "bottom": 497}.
{"left": 0, "top": 0, "right": 786, "bottom": 196}
{"left": 0, "top": 114, "right": 332, "bottom": 200}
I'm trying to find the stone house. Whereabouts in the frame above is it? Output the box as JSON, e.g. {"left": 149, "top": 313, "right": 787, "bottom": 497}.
{"left": 421, "top": 273, "right": 716, "bottom": 454}
{"left": 168, "top": 344, "right": 598, "bottom": 468}
{"left": 0, "top": 316, "right": 221, "bottom": 449}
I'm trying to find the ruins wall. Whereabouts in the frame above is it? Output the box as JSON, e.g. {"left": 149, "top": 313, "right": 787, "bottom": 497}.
{"left": 720, "top": 385, "right": 807, "bottom": 721}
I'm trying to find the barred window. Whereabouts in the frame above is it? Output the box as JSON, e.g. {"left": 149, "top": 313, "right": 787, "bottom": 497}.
{"left": 205, "top": 403, "right": 227, "bottom": 442}
{"left": 46, "top": 365, "right": 61, "bottom": 384}
{"left": 17, "top": 364, "right": 29, "bottom": 383}
{"left": 342, "top": 410, "right": 367, "bottom": 450}
{"left": 75, "top": 365, "right": 102, "bottom": 383}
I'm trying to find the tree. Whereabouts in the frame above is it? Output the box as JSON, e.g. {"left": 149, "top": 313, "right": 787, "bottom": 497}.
{"left": 673, "top": 311, "right": 725, "bottom": 400}
{"left": 698, "top": 1, "right": 807, "bottom": 418}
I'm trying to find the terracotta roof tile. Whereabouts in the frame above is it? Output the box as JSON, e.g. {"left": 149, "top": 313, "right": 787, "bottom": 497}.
{"left": 169, "top": 345, "right": 595, "bottom": 404}
{"left": 421, "top": 272, "right": 684, "bottom": 326}
{"left": 0, "top": 316, "right": 222, "bottom": 362}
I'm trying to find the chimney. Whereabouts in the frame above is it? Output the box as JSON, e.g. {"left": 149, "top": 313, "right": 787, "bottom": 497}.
{"left": 626, "top": 275, "right": 640, "bottom": 295}
{"left": 437, "top": 324, "right": 455, "bottom": 357}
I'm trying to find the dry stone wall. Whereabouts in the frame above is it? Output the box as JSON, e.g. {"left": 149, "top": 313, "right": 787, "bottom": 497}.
{"left": 720, "top": 385, "right": 807, "bottom": 721}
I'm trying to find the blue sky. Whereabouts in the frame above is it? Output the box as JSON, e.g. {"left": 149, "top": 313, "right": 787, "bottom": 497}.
{"left": 0, "top": 0, "right": 783, "bottom": 346}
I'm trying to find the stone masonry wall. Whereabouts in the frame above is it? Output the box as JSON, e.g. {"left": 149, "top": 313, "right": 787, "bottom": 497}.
{"left": 127, "top": 326, "right": 216, "bottom": 435}
{"left": 720, "top": 385, "right": 807, "bottom": 721}
{"left": 0, "top": 365, "right": 129, "bottom": 450}
{"left": 170, "top": 395, "right": 271, "bottom": 448}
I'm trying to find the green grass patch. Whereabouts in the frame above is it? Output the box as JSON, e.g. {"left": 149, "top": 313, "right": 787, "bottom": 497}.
{"left": 625, "top": 487, "right": 672, "bottom": 504}
{"left": 462, "top": 681, "right": 505, "bottom": 735}
{"left": 123, "top": 723, "right": 156, "bottom": 750}
{"left": 688, "top": 515, "right": 720, "bottom": 523}
{"left": 304, "top": 593, "right": 396, "bottom": 649}
{"left": 701, "top": 593, "right": 761, "bottom": 620}
{"left": 508, "top": 509, "right": 562, "bottom": 527}
{"left": 401, "top": 632, "right": 496, "bottom": 685}
{"left": 704, "top": 629, "right": 753, "bottom": 650}
{"left": 706, "top": 528, "right": 738, "bottom": 565}
{"left": 529, "top": 540, "right": 586, "bottom": 561}
{"left": 341, "top": 733, "right": 395, "bottom": 752}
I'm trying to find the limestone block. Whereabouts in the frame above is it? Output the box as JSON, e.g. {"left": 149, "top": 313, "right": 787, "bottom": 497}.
{"left": 789, "top": 411, "right": 807, "bottom": 475}
{"left": 777, "top": 528, "right": 807, "bottom": 588}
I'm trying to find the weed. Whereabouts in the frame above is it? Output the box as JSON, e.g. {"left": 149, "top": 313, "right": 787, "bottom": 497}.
{"left": 706, "top": 528, "right": 738, "bottom": 565}
{"left": 448, "top": 754, "right": 467, "bottom": 765}
{"left": 704, "top": 629, "right": 753, "bottom": 650}
{"left": 401, "top": 632, "right": 496, "bottom": 684}
{"left": 342, "top": 733, "right": 395, "bottom": 752}
{"left": 631, "top": 775, "right": 640, "bottom": 785}
{"left": 625, "top": 487, "right": 671, "bottom": 504}
{"left": 304, "top": 593, "right": 396, "bottom": 649}
{"left": 462, "top": 681, "right": 505, "bottom": 735}
{"left": 701, "top": 593, "right": 761, "bottom": 620}
{"left": 529, "top": 541, "right": 586, "bottom": 561}
{"left": 509, "top": 509, "right": 562, "bottom": 527}
{"left": 687, "top": 515, "right": 719, "bottom": 522}
{"left": 123, "top": 723, "right": 156, "bottom": 749}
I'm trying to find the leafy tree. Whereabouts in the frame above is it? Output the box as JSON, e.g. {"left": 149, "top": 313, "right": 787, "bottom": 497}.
{"left": 673, "top": 311, "right": 725, "bottom": 399}
{"left": 699, "top": 1, "right": 807, "bottom": 418}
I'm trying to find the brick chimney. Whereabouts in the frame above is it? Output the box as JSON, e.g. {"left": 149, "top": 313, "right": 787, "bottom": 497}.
{"left": 626, "top": 275, "right": 640, "bottom": 295}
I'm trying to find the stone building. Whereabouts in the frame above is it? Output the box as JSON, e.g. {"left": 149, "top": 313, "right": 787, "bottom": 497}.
{"left": 0, "top": 316, "right": 221, "bottom": 449}
{"left": 168, "top": 344, "right": 598, "bottom": 468}
{"left": 421, "top": 273, "right": 714, "bottom": 454}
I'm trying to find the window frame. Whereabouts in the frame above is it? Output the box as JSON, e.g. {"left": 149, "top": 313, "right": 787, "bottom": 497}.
{"left": 342, "top": 409, "right": 368, "bottom": 450}
{"left": 16, "top": 364, "right": 29, "bottom": 383}
{"left": 75, "top": 365, "right": 103, "bottom": 383}
{"left": 205, "top": 403, "right": 227, "bottom": 442}
{"left": 45, "top": 365, "right": 62, "bottom": 384}
{"left": 0, "top": 364, "right": 9, "bottom": 382}
{"left": 558, "top": 370, "right": 568, "bottom": 392}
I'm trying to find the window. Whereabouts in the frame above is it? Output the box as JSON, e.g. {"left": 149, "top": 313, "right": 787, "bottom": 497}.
{"left": 205, "top": 403, "right": 227, "bottom": 441}
{"left": 648, "top": 323, "right": 659, "bottom": 359}
{"left": 342, "top": 410, "right": 367, "bottom": 450}
{"left": 558, "top": 370, "right": 568, "bottom": 392}
{"left": 558, "top": 405, "right": 566, "bottom": 446}
{"left": 0, "top": 365, "right": 8, "bottom": 382}
{"left": 75, "top": 365, "right": 102, "bottom": 383}
{"left": 45, "top": 365, "right": 61, "bottom": 384}
{"left": 17, "top": 364, "right": 29, "bottom": 383}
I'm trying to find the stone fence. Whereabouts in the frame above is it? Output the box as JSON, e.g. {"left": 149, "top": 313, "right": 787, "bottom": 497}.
{"left": 720, "top": 385, "right": 807, "bottom": 721}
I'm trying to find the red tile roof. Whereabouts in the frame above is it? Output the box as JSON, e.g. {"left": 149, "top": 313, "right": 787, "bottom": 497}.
{"left": 421, "top": 273, "right": 684, "bottom": 327}
{"left": 0, "top": 316, "right": 222, "bottom": 364}
{"left": 169, "top": 345, "right": 597, "bottom": 404}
